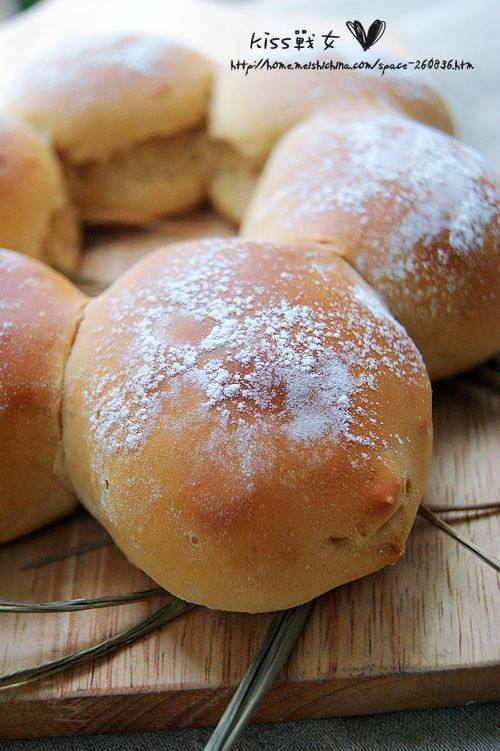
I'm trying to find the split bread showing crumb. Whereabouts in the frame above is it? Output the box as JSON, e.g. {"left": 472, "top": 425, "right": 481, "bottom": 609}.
{"left": 4, "top": 34, "right": 213, "bottom": 225}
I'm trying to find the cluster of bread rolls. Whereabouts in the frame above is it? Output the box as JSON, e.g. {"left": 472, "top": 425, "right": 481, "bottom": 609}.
{"left": 208, "top": 46, "right": 455, "bottom": 224}
{"left": 2, "top": 33, "right": 454, "bottom": 254}
{"left": 0, "top": 31, "right": 497, "bottom": 612}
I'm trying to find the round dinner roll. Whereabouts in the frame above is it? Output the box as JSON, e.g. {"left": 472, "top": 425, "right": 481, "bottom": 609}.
{"left": 0, "top": 114, "right": 80, "bottom": 270}
{"left": 4, "top": 34, "right": 213, "bottom": 225}
{"left": 243, "top": 111, "right": 500, "bottom": 381}
{"left": 0, "top": 249, "right": 86, "bottom": 544}
{"left": 63, "top": 238, "right": 432, "bottom": 612}
{"left": 209, "top": 45, "right": 454, "bottom": 224}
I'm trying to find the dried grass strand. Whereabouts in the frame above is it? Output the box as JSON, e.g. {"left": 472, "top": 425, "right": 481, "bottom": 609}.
{"left": 425, "top": 502, "right": 500, "bottom": 513}
{"left": 0, "top": 587, "right": 165, "bottom": 613}
{"left": 22, "top": 537, "right": 113, "bottom": 570}
{"left": 419, "top": 506, "right": 500, "bottom": 572}
{"left": 204, "top": 601, "right": 313, "bottom": 751}
{"left": 0, "top": 597, "right": 194, "bottom": 690}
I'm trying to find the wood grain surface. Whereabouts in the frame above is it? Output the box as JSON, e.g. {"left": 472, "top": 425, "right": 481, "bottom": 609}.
{"left": 0, "top": 209, "right": 499, "bottom": 739}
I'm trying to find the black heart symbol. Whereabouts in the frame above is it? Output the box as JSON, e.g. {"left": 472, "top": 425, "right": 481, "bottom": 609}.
{"left": 346, "top": 19, "right": 386, "bottom": 51}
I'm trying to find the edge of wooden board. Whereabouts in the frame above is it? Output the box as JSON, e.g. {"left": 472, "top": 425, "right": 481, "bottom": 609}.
{"left": 1, "top": 663, "right": 499, "bottom": 738}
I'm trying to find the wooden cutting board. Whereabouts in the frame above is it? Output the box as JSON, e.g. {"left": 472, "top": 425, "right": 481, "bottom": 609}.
{"left": 0, "top": 209, "right": 499, "bottom": 739}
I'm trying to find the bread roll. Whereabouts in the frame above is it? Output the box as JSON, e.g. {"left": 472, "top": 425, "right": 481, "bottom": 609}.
{"left": 63, "top": 238, "right": 432, "bottom": 612}
{"left": 0, "top": 115, "right": 79, "bottom": 270}
{"left": 0, "top": 249, "right": 86, "bottom": 543}
{"left": 209, "top": 46, "right": 454, "bottom": 224}
{"left": 243, "top": 111, "right": 500, "bottom": 380}
{"left": 4, "top": 34, "right": 213, "bottom": 225}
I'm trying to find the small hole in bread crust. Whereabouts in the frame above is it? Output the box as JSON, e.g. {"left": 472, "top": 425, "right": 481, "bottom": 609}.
{"left": 189, "top": 533, "right": 200, "bottom": 548}
{"left": 328, "top": 536, "right": 350, "bottom": 544}
{"left": 405, "top": 477, "right": 413, "bottom": 497}
{"left": 104, "top": 479, "right": 109, "bottom": 489}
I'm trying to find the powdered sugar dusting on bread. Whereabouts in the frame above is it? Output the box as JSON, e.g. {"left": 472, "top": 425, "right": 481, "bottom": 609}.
{"left": 0, "top": 251, "right": 26, "bottom": 273}
{"left": 5, "top": 35, "right": 177, "bottom": 108}
{"left": 80, "top": 240, "right": 424, "bottom": 515}
{"left": 249, "top": 112, "right": 499, "bottom": 311}
{"left": 256, "top": 112, "right": 497, "bottom": 258}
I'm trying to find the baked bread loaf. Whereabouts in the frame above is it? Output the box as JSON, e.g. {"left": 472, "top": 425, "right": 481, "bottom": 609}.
{"left": 0, "top": 249, "right": 86, "bottom": 544}
{"left": 243, "top": 111, "right": 500, "bottom": 380}
{"left": 209, "top": 47, "right": 454, "bottom": 224}
{"left": 0, "top": 114, "right": 79, "bottom": 270}
{"left": 4, "top": 34, "right": 213, "bottom": 225}
{"left": 63, "top": 238, "right": 432, "bottom": 612}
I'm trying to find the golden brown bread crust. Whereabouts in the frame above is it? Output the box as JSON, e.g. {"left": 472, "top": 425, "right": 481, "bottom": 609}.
{"left": 0, "top": 115, "right": 80, "bottom": 269}
{"left": 4, "top": 34, "right": 214, "bottom": 224}
{"left": 0, "top": 249, "right": 87, "bottom": 543}
{"left": 210, "top": 57, "right": 454, "bottom": 163}
{"left": 243, "top": 112, "right": 500, "bottom": 380}
{"left": 63, "top": 239, "right": 432, "bottom": 612}
{"left": 5, "top": 34, "right": 214, "bottom": 162}
{"left": 208, "top": 45, "right": 454, "bottom": 222}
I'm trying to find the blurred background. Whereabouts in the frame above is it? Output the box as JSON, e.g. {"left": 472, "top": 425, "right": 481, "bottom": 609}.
{"left": 0, "top": 0, "right": 498, "bottom": 167}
